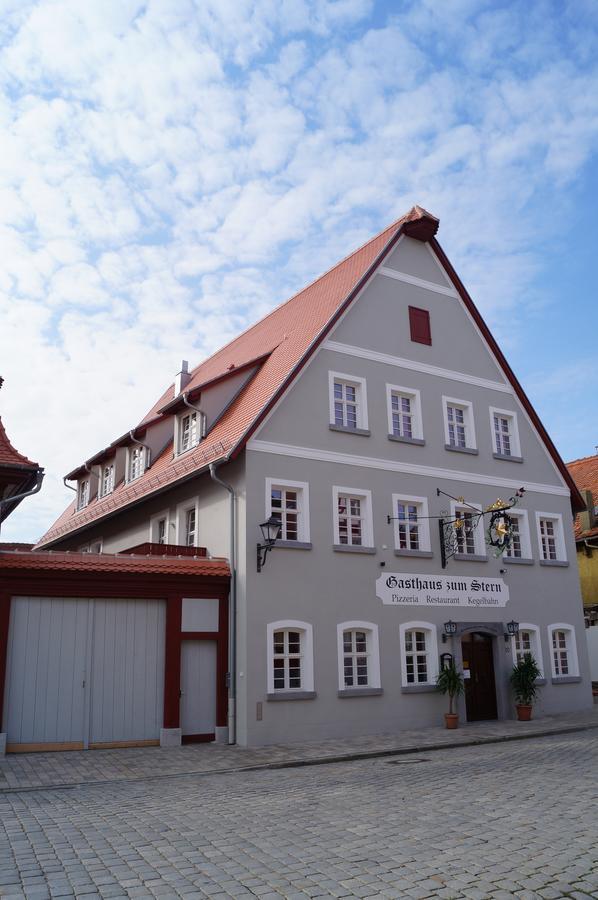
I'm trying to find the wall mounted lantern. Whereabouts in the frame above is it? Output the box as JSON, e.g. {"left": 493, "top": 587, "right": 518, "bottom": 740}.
{"left": 442, "top": 620, "right": 458, "bottom": 643}
{"left": 257, "top": 516, "right": 282, "bottom": 573}
{"left": 504, "top": 620, "right": 520, "bottom": 643}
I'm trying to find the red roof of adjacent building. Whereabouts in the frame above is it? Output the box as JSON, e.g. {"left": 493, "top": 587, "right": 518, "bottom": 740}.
{"left": 36, "top": 206, "right": 584, "bottom": 547}
{"left": 566, "top": 455, "right": 598, "bottom": 540}
{"left": 0, "top": 417, "right": 38, "bottom": 469}
{"left": 0, "top": 549, "right": 230, "bottom": 578}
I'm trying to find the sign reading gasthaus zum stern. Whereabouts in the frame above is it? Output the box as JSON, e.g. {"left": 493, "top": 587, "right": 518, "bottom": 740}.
{"left": 376, "top": 573, "right": 509, "bottom": 608}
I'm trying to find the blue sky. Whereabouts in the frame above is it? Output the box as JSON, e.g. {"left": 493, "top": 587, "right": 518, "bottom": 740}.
{"left": 1, "top": 0, "right": 597, "bottom": 542}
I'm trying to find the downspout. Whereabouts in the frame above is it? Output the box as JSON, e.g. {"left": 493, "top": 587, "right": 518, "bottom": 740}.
{"left": 0, "top": 469, "right": 45, "bottom": 537}
{"left": 209, "top": 461, "right": 236, "bottom": 745}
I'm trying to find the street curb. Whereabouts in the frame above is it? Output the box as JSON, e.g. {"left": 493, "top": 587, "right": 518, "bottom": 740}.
{"left": 1, "top": 720, "right": 597, "bottom": 796}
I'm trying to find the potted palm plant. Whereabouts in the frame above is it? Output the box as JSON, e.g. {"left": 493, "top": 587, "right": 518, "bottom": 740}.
{"left": 510, "top": 652, "right": 542, "bottom": 721}
{"left": 436, "top": 660, "right": 465, "bottom": 728}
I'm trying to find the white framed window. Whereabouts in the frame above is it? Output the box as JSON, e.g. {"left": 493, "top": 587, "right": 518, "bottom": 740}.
{"left": 328, "top": 372, "right": 368, "bottom": 430}
{"left": 175, "top": 409, "right": 204, "bottom": 455}
{"left": 504, "top": 510, "right": 532, "bottom": 560}
{"left": 399, "top": 622, "right": 439, "bottom": 687}
{"left": 547, "top": 624, "right": 579, "bottom": 678}
{"left": 386, "top": 384, "right": 423, "bottom": 441}
{"left": 489, "top": 407, "right": 521, "bottom": 458}
{"left": 442, "top": 397, "right": 476, "bottom": 450}
{"left": 99, "top": 463, "right": 115, "bottom": 498}
{"left": 77, "top": 478, "right": 90, "bottom": 510}
{"left": 176, "top": 499, "right": 199, "bottom": 547}
{"left": 332, "top": 486, "right": 374, "bottom": 548}
{"left": 511, "top": 624, "right": 544, "bottom": 677}
{"left": 535, "top": 512, "right": 567, "bottom": 563}
{"left": 392, "top": 494, "right": 431, "bottom": 553}
{"left": 337, "top": 622, "right": 381, "bottom": 691}
{"left": 127, "top": 445, "right": 146, "bottom": 482}
{"left": 149, "top": 510, "right": 170, "bottom": 545}
{"left": 450, "top": 500, "right": 485, "bottom": 557}
{"left": 79, "top": 539, "right": 103, "bottom": 554}
{"left": 265, "top": 478, "right": 310, "bottom": 543}
{"left": 267, "top": 620, "right": 314, "bottom": 694}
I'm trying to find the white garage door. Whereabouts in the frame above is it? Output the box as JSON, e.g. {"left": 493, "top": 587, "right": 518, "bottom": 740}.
{"left": 89, "top": 599, "right": 165, "bottom": 746}
{"left": 3, "top": 597, "right": 165, "bottom": 751}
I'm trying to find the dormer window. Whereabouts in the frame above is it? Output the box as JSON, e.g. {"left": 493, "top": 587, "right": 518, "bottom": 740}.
{"left": 127, "top": 445, "right": 146, "bottom": 482}
{"left": 176, "top": 410, "right": 203, "bottom": 455}
{"left": 99, "top": 463, "right": 115, "bottom": 498}
{"left": 77, "top": 479, "right": 90, "bottom": 511}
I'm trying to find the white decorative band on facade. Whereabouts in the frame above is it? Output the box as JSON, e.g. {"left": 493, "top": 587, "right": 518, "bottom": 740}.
{"left": 247, "top": 439, "right": 571, "bottom": 498}
{"left": 376, "top": 573, "right": 509, "bottom": 608}
{"left": 377, "top": 266, "right": 460, "bottom": 298}
{"left": 322, "top": 339, "right": 512, "bottom": 394}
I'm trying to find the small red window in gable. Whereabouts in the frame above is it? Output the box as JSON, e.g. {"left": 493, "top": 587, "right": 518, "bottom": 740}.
{"left": 408, "top": 306, "right": 432, "bottom": 345}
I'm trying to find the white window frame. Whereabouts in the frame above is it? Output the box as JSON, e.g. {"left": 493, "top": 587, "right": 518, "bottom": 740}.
{"left": 442, "top": 396, "right": 477, "bottom": 450}
{"left": 98, "top": 462, "right": 115, "bottom": 498}
{"left": 267, "top": 620, "right": 314, "bottom": 694}
{"left": 176, "top": 499, "right": 199, "bottom": 547}
{"left": 332, "top": 485, "right": 374, "bottom": 548}
{"left": 511, "top": 623, "right": 544, "bottom": 677}
{"left": 149, "top": 509, "right": 171, "bottom": 545}
{"left": 547, "top": 623, "right": 579, "bottom": 678}
{"left": 504, "top": 509, "right": 532, "bottom": 560}
{"left": 535, "top": 512, "right": 567, "bottom": 562}
{"left": 328, "top": 371, "right": 368, "bottom": 430}
{"left": 78, "top": 539, "right": 103, "bottom": 554}
{"left": 386, "top": 384, "right": 423, "bottom": 440}
{"left": 450, "top": 500, "right": 485, "bottom": 556}
{"left": 399, "top": 621, "right": 439, "bottom": 687}
{"left": 337, "top": 621, "right": 381, "bottom": 691}
{"left": 175, "top": 409, "right": 204, "bottom": 456}
{"left": 126, "top": 445, "right": 147, "bottom": 483}
{"left": 77, "top": 478, "right": 90, "bottom": 510}
{"left": 265, "top": 478, "right": 310, "bottom": 543}
{"left": 392, "top": 493, "right": 431, "bottom": 553}
{"left": 489, "top": 406, "right": 521, "bottom": 458}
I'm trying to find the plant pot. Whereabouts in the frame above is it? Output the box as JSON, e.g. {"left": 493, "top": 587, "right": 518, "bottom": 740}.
{"left": 444, "top": 713, "right": 459, "bottom": 729}
{"left": 516, "top": 704, "right": 532, "bottom": 721}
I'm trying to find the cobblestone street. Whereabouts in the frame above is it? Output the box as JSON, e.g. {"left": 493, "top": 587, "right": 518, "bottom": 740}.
{"left": 1, "top": 731, "right": 597, "bottom": 899}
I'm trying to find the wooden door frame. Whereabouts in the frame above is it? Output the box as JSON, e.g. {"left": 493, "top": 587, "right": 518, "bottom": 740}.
{"left": 446, "top": 621, "right": 511, "bottom": 722}
{"left": 461, "top": 631, "right": 498, "bottom": 722}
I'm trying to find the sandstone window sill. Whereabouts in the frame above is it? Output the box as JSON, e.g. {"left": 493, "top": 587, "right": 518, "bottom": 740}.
{"left": 394, "top": 549, "right": 434, "bottom": 558}
{"left": 273, "top": 541, "right": 312, "bottom": 550}
{"left": 539, "top": 559, "right": 569, "bottom": 567}
{"left": 551, "top": 676, "right": 581, "bottom": 685}
{"left": 333, "top": 545, "right": 376, "bottom": 554}
{"left": 267, "top": 691, "right": 317, "bottom": 701}
{"left": 503, "top": 557, "right": 534, "bottom": 565}
{"left": 444, "top": 444, "right": 478, "bottom": 455}
{"left": 329, "top": 424, "right": 370, "bottom": 436}
{"left": 493, "top": 453, "right": 523, "bottom": 463}
{"left": 387, "top": 434, "right": 425, "bottom": 446}
{"left": 401, "top": 684, "right": 438, "bottom": 694}
{"left": 453, "top": 553, "right": 488, "bottom": 563}
{"left": 337, "top": 688, "right": 383, "bottom": 698}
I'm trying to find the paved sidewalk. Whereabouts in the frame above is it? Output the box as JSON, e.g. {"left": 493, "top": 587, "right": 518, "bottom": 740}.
{"left": 1, "top": 707, "right": 597, "bottom": 793}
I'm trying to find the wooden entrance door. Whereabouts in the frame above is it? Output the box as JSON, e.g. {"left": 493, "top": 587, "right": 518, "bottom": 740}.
{"left": 461, "top": 632, "right": 498, "bottom": 721}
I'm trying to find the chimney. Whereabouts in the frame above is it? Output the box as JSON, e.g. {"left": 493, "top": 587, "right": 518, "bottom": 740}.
{"left": 174, "top": 360, "right": 191, "bottom": 396}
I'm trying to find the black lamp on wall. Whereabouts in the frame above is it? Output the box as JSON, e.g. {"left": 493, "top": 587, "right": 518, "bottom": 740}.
{"left": 442, "top": 620, "right": 458, "bottom": 643}
{"left": 504, "top": 620, "right": 519, "bottom": 643}
{"left": 257, "top": 516, "right": 282, "bottom": 573}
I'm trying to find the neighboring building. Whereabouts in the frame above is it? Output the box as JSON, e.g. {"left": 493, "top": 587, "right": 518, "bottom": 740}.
{"left": 28, "top": 205, "right": 592, "bottom": 748}
{"left": 566, "top": 454, "right": 598, "bottom": 626}
{"left": 0, "top": 380, "right": 230, "bottom": 755}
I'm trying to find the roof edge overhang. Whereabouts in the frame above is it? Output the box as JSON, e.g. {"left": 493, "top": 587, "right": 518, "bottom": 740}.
{"left": 65, "top": 415, "right": 167, "bottom": 480}
{"left": 429, "top": 237, "right": 585, "bottom": 515}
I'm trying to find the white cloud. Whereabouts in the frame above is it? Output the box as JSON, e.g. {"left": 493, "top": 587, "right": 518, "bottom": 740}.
{"left": 1, "top": 0, "right": 597, "bottom": 541}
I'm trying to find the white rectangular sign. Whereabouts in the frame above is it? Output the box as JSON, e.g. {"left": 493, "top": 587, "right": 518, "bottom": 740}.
{"left": 376, "top": 573, "right": 509, "bottom": 608}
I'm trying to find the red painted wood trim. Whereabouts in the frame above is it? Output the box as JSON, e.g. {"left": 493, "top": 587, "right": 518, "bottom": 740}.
{"left": 0, "top": 573, "right": 228, "bottom": 600}
{"left": 0, "top": 593, "right": 10, "bottom": 731}
{"left": 181, "top": 732, "right": 215, "bottom": 743}
{"left": 217, "top": 594, "right": 229, "bottom": 728}
{"left": 180, "top": 631, "right": 218, "bottom": 641}
{"left": 163, "top": 596, "right": 182, "bottom": 729}
{"left": 430, "top": 237, "right": 585, "bottom": 514}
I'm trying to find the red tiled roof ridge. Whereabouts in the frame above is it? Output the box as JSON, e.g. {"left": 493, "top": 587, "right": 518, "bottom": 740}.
{"left": 0, "top": 416, "right": 38, "bottom": 469}
{"left": 140, "top": 211, "right": 411, "bottom": 422}
{"left": 566, "top": 454, "right": 598, "bottom": 467}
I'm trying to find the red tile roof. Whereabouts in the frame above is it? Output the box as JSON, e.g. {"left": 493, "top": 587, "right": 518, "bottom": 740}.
{"left": 36, "top": 205, "right": 583, "bottom": 547}
{"left": 566, "top": 455, "right": 598, "bottom": 540}
{"left": 0, "top": 549, "right": 230, "bottom": 578}
{"left": 0, "top": 417, "right": 38, "bottom": 469}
